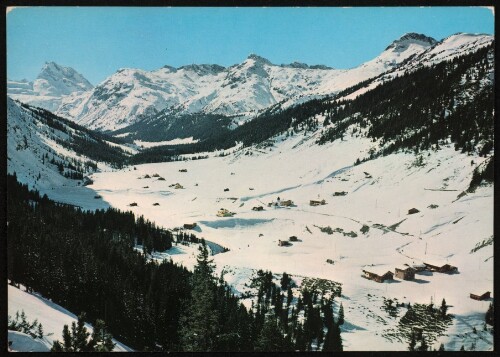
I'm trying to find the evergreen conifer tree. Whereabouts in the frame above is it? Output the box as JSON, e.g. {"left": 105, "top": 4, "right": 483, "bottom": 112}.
{"left": 338, "top": 302, "right": 345, "bottom": 325}
{"left": 255, "top": 314, "right": 290, "bottom": 351}
{"left": 485, "top": 302, "right": 494, "bottom": 325}
{"left": 180, "top": 240, "right": 219, "bottom": 351}
{"left": 440, "top": 298, "right": 448, "bottom": 318}
{"left": 89, "top": 319, "right": 115, "bottom": 352}
{"left": 408, "top": 331, "right": 416, "bottom": 351}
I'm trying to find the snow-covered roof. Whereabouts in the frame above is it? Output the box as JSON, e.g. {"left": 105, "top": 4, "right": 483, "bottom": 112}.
{"left": 362, "top": 265, "right": 393, "bottom": 276}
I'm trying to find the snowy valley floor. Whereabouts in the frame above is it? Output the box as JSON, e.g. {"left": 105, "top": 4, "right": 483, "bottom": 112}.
{"left": 11, "top": 132, "right": 494, "bottom": 351}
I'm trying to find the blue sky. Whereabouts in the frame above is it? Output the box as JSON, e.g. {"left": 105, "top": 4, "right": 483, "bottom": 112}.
{"left": 7, "top": 7, "right": 494, "bottom": 85}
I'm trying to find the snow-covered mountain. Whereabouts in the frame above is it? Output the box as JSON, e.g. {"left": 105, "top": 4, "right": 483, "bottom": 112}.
{"left": 8, "top": 33, "right": 492, "bottom": 133}
{"left": 7, "top": 62, "right": 93, "bottom": 112}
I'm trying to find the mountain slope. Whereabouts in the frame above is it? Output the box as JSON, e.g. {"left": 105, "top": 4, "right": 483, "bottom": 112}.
{"left": 7, "top": 97, "right": 130, "bottom": 206}
{"left": 8, "top": 285, "right": 132, "bottom": 352}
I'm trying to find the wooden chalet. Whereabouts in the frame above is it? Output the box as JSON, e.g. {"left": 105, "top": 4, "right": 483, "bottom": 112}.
{"left": 310, "top": 199, "right": 326, "bottom": 206}
{"left": 423, "top": 262, "right": 458, "bottom": 273}
{"left": 362, "top": 267, "right": 394, "bottom": 283}
{"left": 217, "top": 208, "right": 235, "bottom": 217}
{"left": 82, "top": 176, "right": 93, "bottom": 186}
{"left": 470, "top": 291, "right": 490, "bottom": 301}
{"left": 183, "top": 223, "right": 197, "bottom": 230}
{"left": 395, "top": 266, "right": 415, "bottom": 280}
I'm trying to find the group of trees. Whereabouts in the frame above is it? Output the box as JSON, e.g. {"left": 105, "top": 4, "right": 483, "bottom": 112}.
{"left": 8, "top": 310, "right": 44, "bottom": 339}
{"left": 247, "top": 270, "right": 343, "bottom": 351}
{"left": 51, "top": 313, "right": 115, "bottom": 352}
{"left": 8, "top": 173, "right": 341, "bottom": 351}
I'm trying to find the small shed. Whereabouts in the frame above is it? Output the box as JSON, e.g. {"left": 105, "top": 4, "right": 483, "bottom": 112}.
{"left": 217, "top": 208, "right": 235, "bottom": 217}
{"left": 395, "top": 266, "right": 415, "bottom": 280}
{"left": 183, "top": 223, "right": 197, "bottom": 230}
{"left": 408, "top": 208, "right": 420, "bottom": 215}
{"left": 179, "top": 169, "right": 187, "bottom": 172}
{"left": 153, "top": 203, "right": 160, "bottom": 206}
{"left": 278, "top": 240, "right": 291, "bottom": 247}
{"left": 362, "top": 266, "right": 394, "bottom": 283}
{"left": 310, "top": 199, "right": 326, "bottom": 206}
{"left": 423, "top": 262, "right": 458, "bottom": 273}
{"left": 224, "top": 188, "right": 230, "bottom": 192}
{"left": 470, "top": 291, "right": 490, "bottom": 301}
{"left": 281, "top": 200, "right": 293, "bottom": 207}
{"left": 82, "top": 176, "right": 94, "bottom": 186}
{"left": 333, "top": 191, "right": 348, "bottom": 196}
{"left": 289, "top": 236, "right": 298, "bottom": 242}
{"left": 129, "top": 202, "right": 138, "bottom": 207}
{"left": 252, "top": 206, "right": 264, "bottom": 211}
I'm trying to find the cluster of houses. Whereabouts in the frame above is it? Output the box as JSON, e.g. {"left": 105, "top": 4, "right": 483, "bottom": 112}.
{"left": 362, "top": 262, "right": 458, "bottom": 283}
{"left": 268, "top": 197, "right": 294, "bottom": 208}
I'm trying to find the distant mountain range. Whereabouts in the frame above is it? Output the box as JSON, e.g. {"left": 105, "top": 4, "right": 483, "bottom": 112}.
{"left": 7, "top": 32, "right": 492, "bottom": 133}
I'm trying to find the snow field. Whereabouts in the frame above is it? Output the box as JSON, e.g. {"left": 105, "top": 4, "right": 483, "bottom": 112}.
{"left": 86, "top": 130, "right": 492, "bottom": 350}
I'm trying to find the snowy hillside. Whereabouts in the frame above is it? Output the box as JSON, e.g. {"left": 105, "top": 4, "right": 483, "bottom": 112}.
{"left": 7, "top": 97, "right": 129, "bottom": 209}
{"left": 8, "top": 285, "right": 132, "bottom": 352}
{"left": 86, "top": 130, "right": 493, "bottom": 351}
{"left": 8, "top": 62, "right": 93, "bottom": 112}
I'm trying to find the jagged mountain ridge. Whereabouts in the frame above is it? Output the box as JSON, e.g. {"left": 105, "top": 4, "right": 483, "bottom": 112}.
{"left": 7, "top": 32, "right": 493, "bottom": 135}
{"left": 8, "top": 62, "right": 94, "bottom": 112}
{"left": 55, "top": 32, "right": 440, "bottom": 131}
